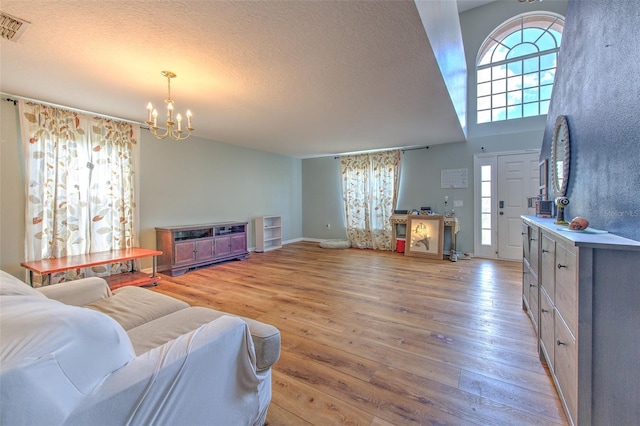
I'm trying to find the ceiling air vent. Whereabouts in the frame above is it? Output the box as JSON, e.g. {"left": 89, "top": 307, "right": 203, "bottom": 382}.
{"left": 0, "top": 12, "right": 30, "bottom": 42}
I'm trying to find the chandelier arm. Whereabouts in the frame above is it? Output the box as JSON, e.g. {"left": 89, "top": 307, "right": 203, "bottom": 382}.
{"left": 147, "top": 125, "right": 193, "bottom": 141}
{"left": 148, "top": 126, "right": 171, "bottom": 140}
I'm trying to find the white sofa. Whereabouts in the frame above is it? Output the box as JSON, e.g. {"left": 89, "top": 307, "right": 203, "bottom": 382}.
{"left": 0, "top": 270, "right": 280, "bottom": 425}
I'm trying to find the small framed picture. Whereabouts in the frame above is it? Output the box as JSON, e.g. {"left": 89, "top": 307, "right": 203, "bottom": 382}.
{"left": 405, "top": 215, "right": 444, "bottom": 259}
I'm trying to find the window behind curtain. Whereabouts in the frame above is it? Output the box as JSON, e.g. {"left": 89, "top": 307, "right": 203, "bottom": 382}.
{"left": 18, "top": 100, "right": 140, "bottom": 285}
{"left": 340, "top": 150, "right": 401, "bottom": 250}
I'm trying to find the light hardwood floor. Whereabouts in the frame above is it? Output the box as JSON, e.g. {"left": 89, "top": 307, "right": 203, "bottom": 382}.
{"left": 151, "top": 241, "right": 567, "bottom": 425}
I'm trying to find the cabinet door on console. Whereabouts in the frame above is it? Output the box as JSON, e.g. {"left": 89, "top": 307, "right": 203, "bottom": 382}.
{"left": 215, "top": 236, "right": 231, "bottom": 258}
{"left": 230, "top": 234, "right": 246, "bottom": 255}
{"left": 174, "top": 241, "right": 196, "bottom": 265}
{"left": 196, "top": 239, "right": 215, "bottom": 261}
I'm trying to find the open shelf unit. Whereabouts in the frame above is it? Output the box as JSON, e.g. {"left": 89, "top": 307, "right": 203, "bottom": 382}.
{"left": 255, "top": 216, "right": 282, "bottom": 252}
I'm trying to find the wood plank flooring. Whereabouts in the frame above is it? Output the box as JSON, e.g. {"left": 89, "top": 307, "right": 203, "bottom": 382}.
{"left": 150, "top": 241, "right": 567, "bottom": 425}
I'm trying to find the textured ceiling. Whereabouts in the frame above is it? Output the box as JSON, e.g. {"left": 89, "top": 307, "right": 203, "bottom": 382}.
{"left": 0, "top": 1, "right": 469, "bottom": 158}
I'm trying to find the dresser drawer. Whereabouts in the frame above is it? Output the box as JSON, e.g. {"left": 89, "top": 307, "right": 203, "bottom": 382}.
{"left": 540, "top": 233, "right": 556, "bottom": 300}
{"left": 554, "top": 311, "right": 578, "bottom": 424}
{"left": 539, "top": 286, "right": 554, "bottom": 369}
{"left": 522, "top": 260, "right": 530, "bottom": 306}
{"left": 522, "top": 222, "right": 531, "bottom": 262}
{"left": 529, "top": 272, "right": 539, "bottom": 322}
{"left": 525, "top": 264, "right": 539, "bottom": 326}
{"left": 555, "top": 243, "right": 577, "bottom": 334}
{"left": 530, "top": 237, "right": 539, "bottom": 272}
{"left": 528, "top": 283, "right": 539, "bottom": 327}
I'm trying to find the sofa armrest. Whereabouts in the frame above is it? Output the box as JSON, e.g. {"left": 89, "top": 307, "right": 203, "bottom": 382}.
{"left": 36, "top": 277, "right": 112, "bottom": 306}
{"left": 124, "top": 306, "right": 280, "bottom": 372}
{"left": 238, "top": 315, "right": 281, "bottom": 371}
{"left": 64, "top": 316, "right": 266, "bottom": 426}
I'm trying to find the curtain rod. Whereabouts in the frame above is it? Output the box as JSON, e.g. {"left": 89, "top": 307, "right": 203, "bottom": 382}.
{"left": 333, "top": 145, "right": 429, "bottom": 159}
{"left": 2, "top": 92, "right": 146, "bottom": 127}
{"left": 402, "top": 146, "right": 429, "bottom": 153}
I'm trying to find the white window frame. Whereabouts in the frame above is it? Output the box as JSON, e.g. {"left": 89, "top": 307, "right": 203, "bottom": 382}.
{"left": 476, "top": 12, "right": 565, "bottom": 124}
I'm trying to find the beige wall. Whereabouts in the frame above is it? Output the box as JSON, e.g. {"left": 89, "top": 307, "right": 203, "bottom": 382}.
{"left": 0, "top": 101, "right": 302, "bottom": 275}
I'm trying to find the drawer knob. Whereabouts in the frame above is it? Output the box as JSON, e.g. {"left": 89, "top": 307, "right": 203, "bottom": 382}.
{"left": 542, "top": 249, "right": 549, "bottom": 253}
{"left": 557, "top": 339, "right": 567, "bottom": 346}
{"left": 529, "top": 284, "right": 536, "bottom": 288}
{"left": 541, "top": 308, "right": 549, "bottom": 313}
{"left": 557, "top": 263, "right": 567, "bottom": 269}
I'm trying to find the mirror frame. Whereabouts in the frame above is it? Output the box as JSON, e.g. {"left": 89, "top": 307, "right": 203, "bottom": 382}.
{"left": 551, "top": 115, "right": 570, "bottom": 197}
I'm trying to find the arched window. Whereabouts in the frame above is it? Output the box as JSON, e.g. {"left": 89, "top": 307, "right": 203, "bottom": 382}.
{"left": 476, "top": 13, "right": 564, "bottom": 123}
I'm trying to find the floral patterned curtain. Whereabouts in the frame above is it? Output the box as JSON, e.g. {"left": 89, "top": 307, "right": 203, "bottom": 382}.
{"left": 340, "top": 150, "right": 401, "bottom": 250}
{"left": 19, "top": 100, "right": 140, "bottom": 284}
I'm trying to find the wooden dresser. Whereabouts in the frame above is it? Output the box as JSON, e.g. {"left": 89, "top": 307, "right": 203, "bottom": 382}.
{"left": 156, "top": 222, "right": 248, "bottom": 276}
{"left": 521, "top": 216, "right": 640, "bottom": 425}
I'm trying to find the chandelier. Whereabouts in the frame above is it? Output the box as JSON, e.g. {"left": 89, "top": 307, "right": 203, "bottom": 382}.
{"left": 146, "top": 70, "right": 193, "bottom": 141}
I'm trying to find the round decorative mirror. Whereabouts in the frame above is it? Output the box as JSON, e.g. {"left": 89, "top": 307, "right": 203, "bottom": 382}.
{"left": 551, "top": 115, "right": 570, "bottom": 197}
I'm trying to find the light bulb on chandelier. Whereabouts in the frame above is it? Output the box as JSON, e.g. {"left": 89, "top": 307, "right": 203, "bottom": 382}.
{"left": 146, "top": 70, "right": 193, "bottom": 141}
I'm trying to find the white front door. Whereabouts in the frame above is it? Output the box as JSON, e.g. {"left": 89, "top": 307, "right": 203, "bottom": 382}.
{"left": 497, "top": 152, "right": 539, "bottom": 260}
{"left": 474, "top": 151, "right": 539, "bottom": 260}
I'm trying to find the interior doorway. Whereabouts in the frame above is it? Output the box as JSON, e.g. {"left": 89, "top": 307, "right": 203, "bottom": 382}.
{"left": 474, "top": 151, "right": 540, "bottom": 260}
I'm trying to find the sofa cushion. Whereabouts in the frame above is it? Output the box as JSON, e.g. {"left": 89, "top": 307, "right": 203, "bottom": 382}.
{"left": 127, "top": 306, "right": 281, "bottom": 371}
{"left": 85, "top": 286, "right": 189, "bottom": 330}
{"left": 0, "top": 294, "right": 135, "bottom": 396}
{"left": 0, "top": 270, "right": 45, "bottom": 298}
